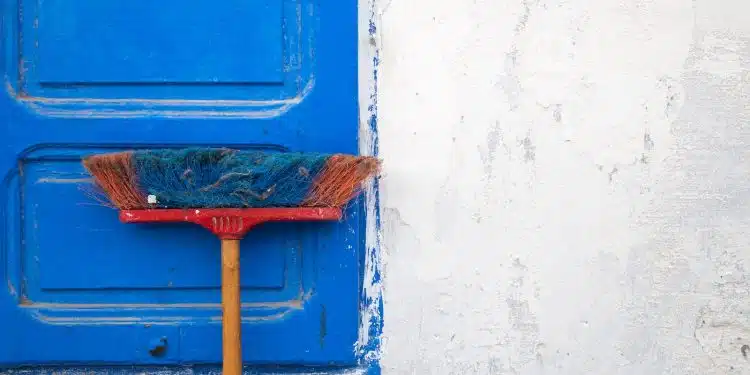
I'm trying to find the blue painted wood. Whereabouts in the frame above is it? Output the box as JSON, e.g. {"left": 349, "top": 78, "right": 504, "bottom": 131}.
{"left": 0, "top": 0, "right": 362, "bottom": 368}
{"left": 35, "top": 0, "right": 284, "bottom": 84}
{"left": 0, "top": 365, "right": 376, "bottom": 374}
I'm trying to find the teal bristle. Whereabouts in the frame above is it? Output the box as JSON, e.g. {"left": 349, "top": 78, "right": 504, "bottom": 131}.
{"left": 134, "top": 148, "right": 328, "bottom": 208}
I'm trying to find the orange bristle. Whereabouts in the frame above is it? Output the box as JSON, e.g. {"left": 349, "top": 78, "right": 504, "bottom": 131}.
{"left": 82, "top": 151, "right": 147, "bottom": 210}
{"left": 303, "top": 154, "right": 381, "bottom": 207}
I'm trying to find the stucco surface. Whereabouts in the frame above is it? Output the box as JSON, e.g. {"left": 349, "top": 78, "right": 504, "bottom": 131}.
{"left": 373, "top": 0, "right": 750, "bottom": 373}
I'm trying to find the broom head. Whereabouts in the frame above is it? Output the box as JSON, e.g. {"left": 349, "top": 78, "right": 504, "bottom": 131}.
{"left": 82, "top": 148, "right": 380, "bottom": 210}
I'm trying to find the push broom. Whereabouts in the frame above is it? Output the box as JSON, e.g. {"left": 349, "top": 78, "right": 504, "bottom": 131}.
{"left": 81, "top": 148, "right": 380, "bottom": 375}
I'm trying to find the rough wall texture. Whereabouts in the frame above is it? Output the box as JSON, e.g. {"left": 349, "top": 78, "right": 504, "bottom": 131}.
{"left": 375, "top": 0, "right": 750, "bottom": 373}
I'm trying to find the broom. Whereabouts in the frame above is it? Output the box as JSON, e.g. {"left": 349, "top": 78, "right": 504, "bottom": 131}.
{"left": 81, "top": 148, "right": 380, "bottom": 375}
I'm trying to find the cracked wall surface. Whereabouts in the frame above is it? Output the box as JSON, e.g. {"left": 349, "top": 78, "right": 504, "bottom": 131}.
{"left": 373, "top": 0, "right": 750, "bottom": 373}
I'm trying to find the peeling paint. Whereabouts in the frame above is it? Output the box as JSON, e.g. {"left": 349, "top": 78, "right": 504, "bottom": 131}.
{"left": 355, "top": 0, "right": 383, "bottom": 369}
{"left": 12, "top": 78, "right": 316, "bottom": 119}
{"left": 6, "top": 279, "right": 16, "bottom": 297}
{"left": 373, "top": 0, "right": 750, "bottom": 373}
{"left": 35, "top": 177, "right": 92, "bottom": 184}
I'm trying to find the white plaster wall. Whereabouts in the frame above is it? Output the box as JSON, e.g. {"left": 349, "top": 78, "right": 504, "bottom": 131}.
{"left": 372, "top": 0, "right": 750, "bottom": 373}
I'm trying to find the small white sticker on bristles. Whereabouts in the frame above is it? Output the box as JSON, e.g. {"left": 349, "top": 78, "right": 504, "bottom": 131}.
{"left": 147, "top": 195, "right": 158, "bottom": 204}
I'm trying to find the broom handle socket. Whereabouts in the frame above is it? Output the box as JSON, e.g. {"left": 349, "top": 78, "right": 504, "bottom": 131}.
{"left": 221, "top": 238, "right": 242, "bottom": 375}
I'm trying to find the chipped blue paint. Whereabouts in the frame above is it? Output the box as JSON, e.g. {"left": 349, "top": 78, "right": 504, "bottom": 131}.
{"left": 0, "top": 0, "right": 377, "bottom": 372}
{"left": 354, "top": 0, "right": 383, "bottom": 373}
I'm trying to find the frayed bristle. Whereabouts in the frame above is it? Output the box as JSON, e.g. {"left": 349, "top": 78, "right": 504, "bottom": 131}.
{"left": 304, "top": 154, "right": 381, "bottom": 207}
{"left": 82, "top": 151, "right": 147, "bottom": 210}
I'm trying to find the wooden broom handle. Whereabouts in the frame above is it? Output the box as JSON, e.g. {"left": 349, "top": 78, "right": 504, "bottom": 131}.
{"left": 221, "top": 238, "right": 242, "bottom": 375}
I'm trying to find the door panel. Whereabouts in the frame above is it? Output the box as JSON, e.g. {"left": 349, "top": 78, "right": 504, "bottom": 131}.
{"left": 18, "top": 0, "right": 310, "bottom": 101}
{"left": 35, "top": 0, "right": 284, "bottom": 84}
{"left": 0, "top": 0, "right": 360, "bottom": 367}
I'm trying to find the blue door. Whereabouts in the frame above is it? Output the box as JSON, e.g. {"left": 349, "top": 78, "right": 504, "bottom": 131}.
{"left": 0, "top": 0, "right": 362, "bottom": 368}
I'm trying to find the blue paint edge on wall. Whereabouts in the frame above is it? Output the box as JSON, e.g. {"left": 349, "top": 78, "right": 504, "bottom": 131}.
{"left": 0, "top": 2, "right": 384, "bottom": 374}
{"left": 356, "top": 2, "right": 383, "bottom": 374}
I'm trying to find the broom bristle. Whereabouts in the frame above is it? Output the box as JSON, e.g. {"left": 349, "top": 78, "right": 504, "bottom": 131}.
{"left": 303, "top": 154, "right": 381, "bottom": 207}
{"left": 81, "top": 148, "right": 380, "bottom": 210}
{"left": 82, "top": 151, "right": 147, "bottom": 210}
